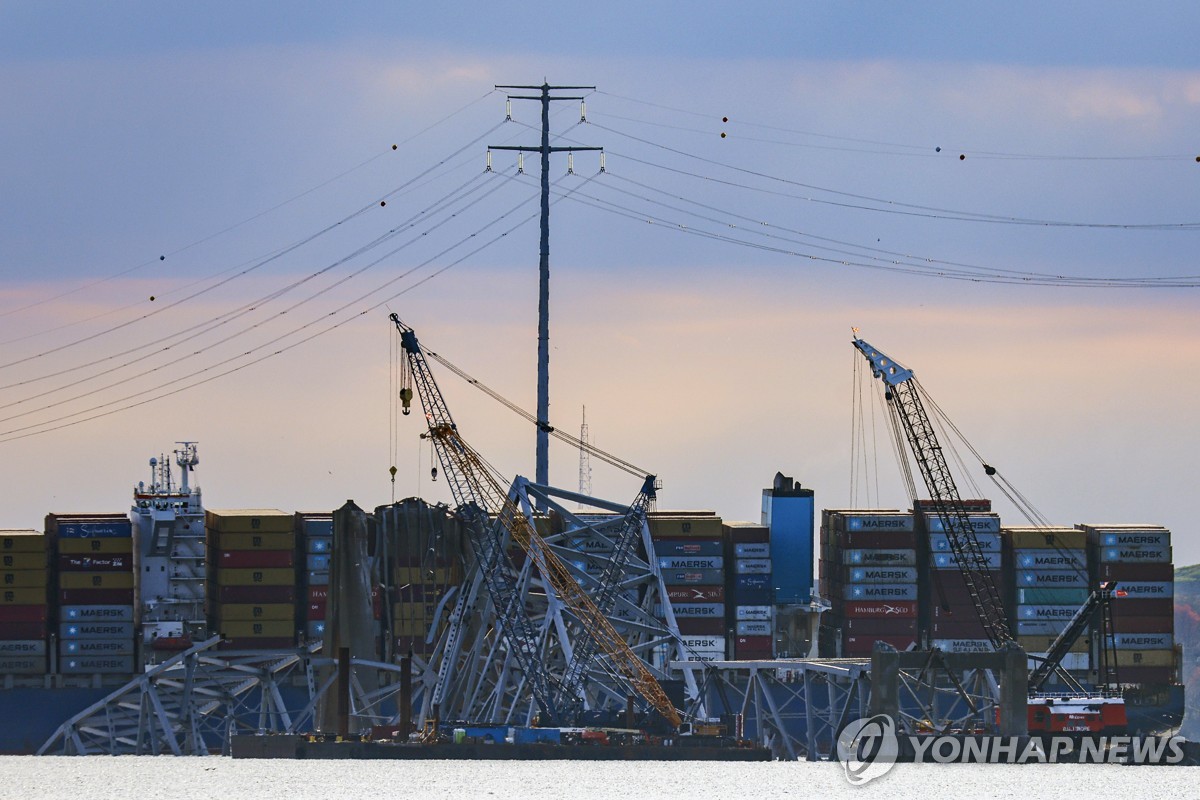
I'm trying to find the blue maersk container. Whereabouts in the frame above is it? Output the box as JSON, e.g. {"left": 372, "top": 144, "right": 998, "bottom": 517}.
{"left": 761, "top": 473, "right": 813, "bottom": 604}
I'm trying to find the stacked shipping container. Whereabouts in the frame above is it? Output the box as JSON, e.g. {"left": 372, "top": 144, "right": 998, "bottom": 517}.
{"left": 378, "top": 500, "right": 463, "bottom": 662}
{"left": 723, "top": 521, "right": 773, "bottom": 660}
{"left": 649, "top": 512, "right": 727, "bottom": 662}
{"left": 819, "top": 510, "right": 919, "bottom": 657}
{"left": 299, "top": 514, "right": 333, "bottom": 642}
{"left": 0, "top": 530, "right": 50, "bottom": 676}
{"left": 921, "top": 511, "right": 1006, "bottom": 654}
{"left": 1081, "top": 524, "right": 1175, "bottom": 684}
{"left": 206, "top": 510, "right": 297, "bottom": 650}
{"left": 49, "top": 515, "right": 136, "bottom": 675}
{"left": 1003, "top": 526, "right": 1090, "bottom": 680}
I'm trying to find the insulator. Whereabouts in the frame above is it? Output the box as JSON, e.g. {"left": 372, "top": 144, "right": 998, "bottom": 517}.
{"left": 485, "top": 150, "right": 492, "bottom": 172}
{"left": 567, "top": 152, "right": 575, "bottom": 175}
{"left": 506, "top": 98, "right": 512, "bottom": 120}
{"left": 517, "top": 152, "right": 525, "bottom": 174}
{"left": 599, "top": 152, "right": 606, "bottom": 173}
{"left": 580, "top": 100, "right": 587, "bottom": 122}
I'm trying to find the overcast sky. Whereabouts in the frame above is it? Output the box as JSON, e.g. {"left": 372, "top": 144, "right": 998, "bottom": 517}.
{"left": 3, "top": 4, "right": 1200, "bottom": 566}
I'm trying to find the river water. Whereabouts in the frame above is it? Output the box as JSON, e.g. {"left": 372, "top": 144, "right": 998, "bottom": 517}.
{"left": 3, "top": 757, "right": 1196, "bottom": 799}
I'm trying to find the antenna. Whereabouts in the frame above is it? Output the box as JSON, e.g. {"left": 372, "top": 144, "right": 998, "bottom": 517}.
{"left": 174, "top": 442, "right": 199, "bottom": 494}
{"left": 577, "top": 405, "right": 593, "bottom": 506}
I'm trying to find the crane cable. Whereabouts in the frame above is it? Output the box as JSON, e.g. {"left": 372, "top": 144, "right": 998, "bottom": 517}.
{"left": 418, "top": 346, "right": 651, "bottom": 482}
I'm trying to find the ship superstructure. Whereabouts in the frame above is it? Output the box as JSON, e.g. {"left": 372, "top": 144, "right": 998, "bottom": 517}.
{"left": 131, "top": 442, "right": 208, "bottom": 662}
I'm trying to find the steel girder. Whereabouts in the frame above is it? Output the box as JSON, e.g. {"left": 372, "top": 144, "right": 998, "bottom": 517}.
{"left": 36, "top": 639, "right": 430, "bottom": 755}
{"left": 416, "top": 478, "right": 695, "bottom": 727}
{"left": 679, "top": 651, "right": 1008, "bottom": 760}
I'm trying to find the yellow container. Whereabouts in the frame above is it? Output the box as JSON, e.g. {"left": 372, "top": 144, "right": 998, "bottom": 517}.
{"left": 0, "top": 587, "right": 47, "bottom": 604}
{"left": 1, "top": 552, "right": 46, "bottom": 570}
{"left": 1115, "top": 650, "right": 1174, "bottom": 668}
{"left": 0, "top": 532, "right": 47, "bottom": 553}
{"left": 392, "top": 601, "right": 438, "bottom": 620}
{"left": 393, "top": 618, "right": 428, "bottom": 637}
{"left": 648, "top": 515, "right": 723, "bottom": 539}
{"left": 58, "top": 571, "right": 134, "bottom": 590}
{"left": 216, "top": 568, "right": 296, "bottom": 587}
{"left": 57, "top": 537, "right": 134, "bottom": 554}
{"left": 1018, "top": 635, "right": 1088, "bottom": 654}
{"left": 216, "top": 532, "right": 295, "bottom": 551}
{"left": 218, "top": 604, "right": 295, "bottom": 622}
{"left": 393, "top": 566, "right": 460, "bottom": 586}
{"left": 1005, "top": 528, "right": 1086, "bottom": 549}
{"left": 0, "top": 571, "right": 48, "bottom": 589}
{"left": 221, "top": 620, "right": 295, "bottom": 638}
{"left": 206, "top": 509, "right": 294, "bottom": 534}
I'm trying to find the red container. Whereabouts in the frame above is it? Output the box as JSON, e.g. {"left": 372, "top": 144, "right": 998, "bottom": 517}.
{"left": 217, "top": 637, "right": 296, "bottom": 651}
{"left": 0, "top": 604, "right": 48, "bottom": 623}
{"left": 1110, "top": 666, "right": 1174, "bottom": 684}
{"left": 930, "top": 603, "right": 988, "bottom": 620}
{"left": 217, "top": 585, "right": 296, "bottom": 604}
{"left": 841, "top": 635, "right": 916, "bottom": 655}
{"left": 677, "top": 617, "right": 725, "bottom": 636}
{"left": 727, "top": 526, "right": 770, "bottom": 544}
{"left": 841, "top": 600, "right": 917, "bottom": 619}
{"left": 58, "top": 588, "right": 135, "bottom": 605}
{"left": 0, "top": 622, "right": 47, "bottom": 639}
{"left": 734, "top": 648, "right": 774, "bottom": 660}
{"left": 840, "top": 618, "right": 917, "bottom": 637}
{"left": 928, "top": 619, "right": 990, "bottom": 637}
{"left": 1098, "top": 563, "right": 1174, "bottom": 582}
{"left": 1111, "top": 613, "right": 1174, "bottom": 634}
{"left": 735, "top": 635, "right": 772, "bottom": 650}
{"left": 58, "top": 554, "right": 132, "bottom": 571}
{"left": 835, "top": 531, "right": 917, "bottom": 549}
{"left": 666, "top": 585, "right": 725, "bottom": 603}
{"left": 305, "top": 589, "right": 381, "bottom": 618}
{"left": 219, "top": 550, "right": 295, "bottom": 569}
{"left": 1110, "top": 599, "right": 1174, "bottom": 618}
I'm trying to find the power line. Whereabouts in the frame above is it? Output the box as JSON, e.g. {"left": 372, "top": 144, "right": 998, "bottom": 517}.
{"left": 0, "top": 172, "right": 509, "bottom": 419}
{"left": 546, "top": 176, "right": 1200, "bottom": 287}
{"left": 0, "top": 89, "right": 500, "bottom": 321}
{"left": 588, "top": 121, "right": 1200, "bottom": 229}
{"left": 596, "top": 88, "right": 1197, "bottom": 162}
{"left": 0, "top": 170, "right": 550, "bottom": 442}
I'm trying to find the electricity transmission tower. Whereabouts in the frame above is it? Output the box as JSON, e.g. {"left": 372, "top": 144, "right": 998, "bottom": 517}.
{"left": 490, "top": 83, "right": 601, "bottom": 494}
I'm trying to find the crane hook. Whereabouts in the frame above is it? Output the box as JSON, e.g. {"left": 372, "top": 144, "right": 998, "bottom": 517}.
{"left": 431, "top": 466, "right": 438, "bottom": 482}
{"left": 399, "top": 387, "right": 413, "bottom": 415}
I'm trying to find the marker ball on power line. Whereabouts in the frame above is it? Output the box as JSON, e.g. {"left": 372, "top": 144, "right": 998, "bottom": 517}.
{"left": 935, "top": 147, "right": 941, "bottom": 152}
{"left": 149, "top": 296, "right": 155, "bottom": 302}
{"left": 722, "top": 117, "right": 728, "bottom": 123}
{"left": 392, "top": 144, "right": 398, "bottom": 150}
{"left": 380, "top": 201, "right": 386, "bottom": 207}
{"left": 160, "top": 255, "right": 165, "bottom": 261}
{"left": 720, "top": 132, "right": 727, "bottom": 138}
{"left": 959, "top": 154, "right": 966, "bottom": 160}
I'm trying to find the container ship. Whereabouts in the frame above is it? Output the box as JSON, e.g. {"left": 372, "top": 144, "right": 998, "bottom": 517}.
{"left": 0, "top": 445, "right": 1185, "bottom": 754}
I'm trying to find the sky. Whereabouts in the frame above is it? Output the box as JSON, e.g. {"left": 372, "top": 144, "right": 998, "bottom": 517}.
{"left": 3, "top": 4, "right": 1200, "bottom": 565}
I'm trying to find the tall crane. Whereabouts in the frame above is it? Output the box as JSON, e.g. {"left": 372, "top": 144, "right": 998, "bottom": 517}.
{"left": 852, "top": 337, "right": 1014, "bottom": 648}
{"left": 392, "top": 314, "right": 682, "bottom": 729}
